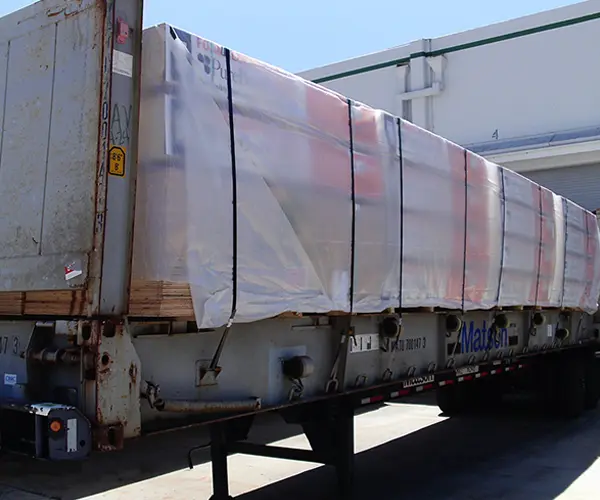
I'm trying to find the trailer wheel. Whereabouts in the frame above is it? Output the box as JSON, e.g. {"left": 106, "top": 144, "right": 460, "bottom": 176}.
{"left": 436, "top": 384, "right": 467, "bottom": 415}
{"left": 584, "top": 353, "right": 600, "bottom": 410}
{"left": 437, "top": 379, "right": 502, "bottom": 415}
{"left": 554, "top": 355, "right": 586, "bottom": 419}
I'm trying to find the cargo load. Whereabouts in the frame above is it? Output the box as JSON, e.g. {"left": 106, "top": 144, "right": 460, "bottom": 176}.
{"left": 130, "top": 24, "right": 600, "bottom": 328}
{"left": 3, "top": 3, "right": 600, "bottom": 487}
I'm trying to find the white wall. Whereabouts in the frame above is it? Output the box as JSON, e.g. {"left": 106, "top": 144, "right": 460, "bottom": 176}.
{"left": 298, "top": 0, "right": 600, "bottom": 150}
{"left": 320, "top": 65, "right": 403, "bottom": 117}
{"left": 432, "top": 19, "right": 600, "bottom": 145}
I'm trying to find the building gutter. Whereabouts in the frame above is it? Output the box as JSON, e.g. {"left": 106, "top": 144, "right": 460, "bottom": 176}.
{"left": 312, "top": 11, "right": 600, "bottom": 84}
{"left": 485, "top": 139, "right": 600, "bottom": 172}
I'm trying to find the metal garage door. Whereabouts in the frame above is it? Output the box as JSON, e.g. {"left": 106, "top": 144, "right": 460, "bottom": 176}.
{"left": 522, "top": 163, "right": 600, "bottom": 212}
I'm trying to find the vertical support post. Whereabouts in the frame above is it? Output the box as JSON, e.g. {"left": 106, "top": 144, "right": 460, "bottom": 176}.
{"left": 94, "top": 322, "right": 142, "bottom": 447}
{"left": 333, "top": 402, "right": 355, "bottom": 499}
{"left": 209, "top": 423, "right": 233, "bottom": 500}
{"left": 93, "top": 0, "right": 144, "bottom": 317}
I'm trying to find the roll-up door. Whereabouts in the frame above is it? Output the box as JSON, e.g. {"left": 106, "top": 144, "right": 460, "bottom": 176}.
{"left": 522, "top": 163, "right": 600, "bottom": 212}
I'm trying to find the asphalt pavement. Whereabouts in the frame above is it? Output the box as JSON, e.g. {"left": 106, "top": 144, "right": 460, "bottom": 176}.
{"left": 1, "top": 392, "right": 599, "bottom": 499}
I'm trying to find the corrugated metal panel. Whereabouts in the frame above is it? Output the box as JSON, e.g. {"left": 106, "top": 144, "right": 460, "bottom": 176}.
{"left": 0, "top": 1, "right": 103, "bottom": 292}
{"left": 523, "top": 163, "right": 600, "bottom": 212}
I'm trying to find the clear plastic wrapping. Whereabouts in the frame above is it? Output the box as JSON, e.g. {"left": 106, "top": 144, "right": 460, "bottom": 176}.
{"left": 133, "top": 24, "right": 600, "bottom": 327}
{"left": 400, "top": 120, "right": 466, "bottom": 309}
{"left": 464, "top": 152, "right": 503, "bottom": 309}
{"left": 499, "top": 169, "right": 542, "bottom": 307}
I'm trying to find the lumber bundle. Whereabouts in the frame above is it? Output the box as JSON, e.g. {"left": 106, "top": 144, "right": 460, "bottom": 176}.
{"left": 128, "top": 281, "right": 194, "bottom": 318}
{"left": 0, "top": 290, "right": 87, "bottom": 317}
{"left": 128, "top": 24, "right": 600, "bottom": 328}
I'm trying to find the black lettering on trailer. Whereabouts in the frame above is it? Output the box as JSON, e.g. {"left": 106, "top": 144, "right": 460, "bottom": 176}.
{"left": 0, "top": 336, "right": 19, "bottom": 356}
{"left": 392, "top": 337, "right": 427, "bottom": 352}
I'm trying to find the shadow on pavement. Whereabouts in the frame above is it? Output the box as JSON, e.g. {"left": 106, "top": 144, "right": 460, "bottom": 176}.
{"left": 0, "top": 392, "right": 598, "bottom": 500}
{"left": 238, "top": 397, "right": 600, "bottom": 500}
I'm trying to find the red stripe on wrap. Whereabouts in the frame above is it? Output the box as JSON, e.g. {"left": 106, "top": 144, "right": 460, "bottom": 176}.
{"left": 464, "top": 153, "right": 492, "bottom": 307}
{"left": 448, "top": 142, "right": 467, "bottom": 306}
{"left": 581, "top": 211, "right": 598, "bottom": 310}
{"left": 530, "top": 184, "right": 542, "bottom": 305}
{"left": 537, "top": 188, "right": 558, "bottom": 306}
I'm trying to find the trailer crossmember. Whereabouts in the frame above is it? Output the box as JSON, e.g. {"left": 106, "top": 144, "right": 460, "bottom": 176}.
{"left": 189, "top": 400, "right": 355, "bottom": 500}
{"left": 184, "top": 340, "right": 598, "bottom": 499}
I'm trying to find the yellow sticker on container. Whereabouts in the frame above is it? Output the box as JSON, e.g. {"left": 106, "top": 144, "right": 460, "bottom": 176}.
{"left": 109, "top": 145, "right": 126, "bottom": 177}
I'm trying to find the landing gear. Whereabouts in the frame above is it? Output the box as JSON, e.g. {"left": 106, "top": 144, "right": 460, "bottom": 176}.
{"left": 192, "top": 401, "right": 356, "bottom": 500}
{"left": 208, "top": 423, "right": 235, "bottom": 500}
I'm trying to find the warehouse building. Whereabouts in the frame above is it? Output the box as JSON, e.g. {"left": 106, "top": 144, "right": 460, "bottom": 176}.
{"left": 298, "top": 0, "right": 600, "bottom": 211}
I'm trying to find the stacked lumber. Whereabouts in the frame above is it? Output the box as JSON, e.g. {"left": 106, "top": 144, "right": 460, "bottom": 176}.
{"left": 128, "top": 281, "right": 194, "bottom": 318}
{"left": 128, "top": 25, "right": 600, "bottom": 329}
{"left": 0, "top": 290, "right": 87, "bottom": 316}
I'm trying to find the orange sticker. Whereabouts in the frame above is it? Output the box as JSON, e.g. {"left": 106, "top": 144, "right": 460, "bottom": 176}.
{"left": 109, "top": 145, "right": 126, "bottom": 177}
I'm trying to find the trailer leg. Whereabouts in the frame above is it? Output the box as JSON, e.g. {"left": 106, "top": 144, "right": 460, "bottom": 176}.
{"left": 298, "top": 401, "right": 356, "bottom": 499}
{"left": 332, "top": 404, "right": 355, "bottom": 499}
{"left": 209, "top": 424, "right": 233, "bottom": 500}
{"left": 197, "top": 401, "right": 357, "bottom": 499}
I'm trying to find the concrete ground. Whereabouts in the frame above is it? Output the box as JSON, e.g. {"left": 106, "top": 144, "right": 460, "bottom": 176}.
{"left": 1, "top": 393, "right": 600, "bottom": 499}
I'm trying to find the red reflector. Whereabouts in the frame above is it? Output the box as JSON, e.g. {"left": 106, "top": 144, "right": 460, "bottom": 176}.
{"left": 371, "top": 395, "right": 385, "bottom": 403}
{"left": 480, "top": 372, "right": 489, "bottom": 377}
{"left": 445, "top": 379, "right": 454, "bottom": 385}
{"left": 464, "top": 375, "right": 473, "bottom": 381}
{"left": 423, "top": 384, "right": 434, "bottom": 390}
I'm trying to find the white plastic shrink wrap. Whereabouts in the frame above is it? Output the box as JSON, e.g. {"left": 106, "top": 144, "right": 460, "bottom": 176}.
{"left": 464, "top": 152, "right": 503, "bottom": 309}
{"left": 133, "top": 24, "right": 600, "bottom": 328}
{"left": 400, "top": 121, "right": 466, "bottom": 310}
{"left": 499, "top": 169, "right": 542, "bottom": 307}
{"left": 563, "top": 200, "right": 600, "bottom": 311}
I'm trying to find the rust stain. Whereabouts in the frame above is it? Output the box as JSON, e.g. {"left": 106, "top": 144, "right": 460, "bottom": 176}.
{"left": 93, "top": 424, "right": 124, "bottom": 452}
{"left": 128, "top": 362, "right": 138, "bottom": 391}
{"left": 98, "top": 351, "right": 112, "bottom": 376}
{"left": 47, "top": 2, "right": 83, "bottom": 19}
{"left": 47, "top": 7, "right": 66, "bottom": 18}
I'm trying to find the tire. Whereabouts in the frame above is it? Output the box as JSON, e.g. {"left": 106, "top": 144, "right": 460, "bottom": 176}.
{"left": 584, "top": 354, "right": 600, "bottom": 410}
{"left": 436, "top": 384, "right": 468, "bottom": 415}
{"left": 554, "top": 355, "right": 586, "bottom": 419}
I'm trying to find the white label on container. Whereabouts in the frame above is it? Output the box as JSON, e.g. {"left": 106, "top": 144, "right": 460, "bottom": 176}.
{"left": 547, "top": 324, "right": 553, "bottom": 338}
{"left": 403, "top": 374, "right": 434, "bottom": 388}
{"left": 113, "top": 50, "right": 133, "bottom": 78}
{"left": 67, "top": 418, "right": 78, "bottom": 452}
{"left": 65, "top": 266, "right": 82, "bottom": 281}
{"left": 3, "top": 373, "right": 17, "bottom": 386}
{"left": 350, "top": 334, "right": 380, "bottom": 353}
{"left": 456, "top": 365, "right": 479, "bottom": 376}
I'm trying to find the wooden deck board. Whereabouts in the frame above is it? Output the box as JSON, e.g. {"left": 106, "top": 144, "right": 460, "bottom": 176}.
{"left": 0, "top": 282, "right": 583, "bottom": 319}
{"left": 0, "top": 290, "right": 87, "bottom": 316}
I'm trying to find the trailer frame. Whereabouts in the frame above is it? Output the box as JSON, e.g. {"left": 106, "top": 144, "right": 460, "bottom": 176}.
{"left": 183, "top": 338, "right": 599, "bottom": 500}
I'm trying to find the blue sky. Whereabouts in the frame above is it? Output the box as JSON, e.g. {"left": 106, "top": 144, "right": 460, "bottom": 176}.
{"left": 1, "top": 0, "right": 580, "bottom": 72}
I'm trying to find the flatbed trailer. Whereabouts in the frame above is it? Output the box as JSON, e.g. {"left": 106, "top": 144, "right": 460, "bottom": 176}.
{"left": 1, "top": 2, "right": 600, "bottom": 500}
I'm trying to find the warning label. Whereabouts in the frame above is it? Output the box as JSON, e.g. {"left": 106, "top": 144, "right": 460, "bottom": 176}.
{"left": 109, "top": 145, "right": 126, "bottom": 177}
